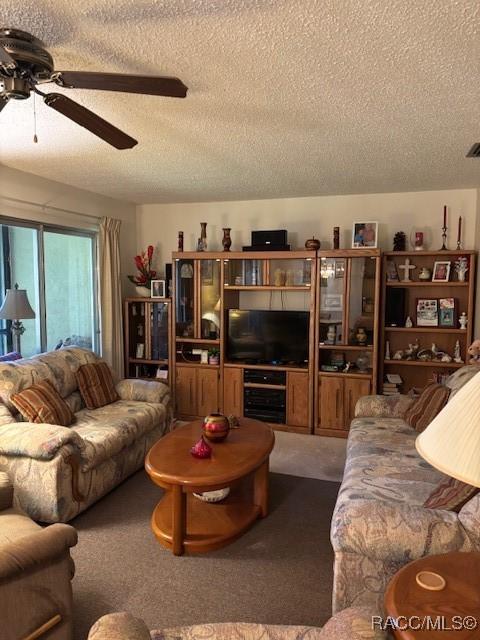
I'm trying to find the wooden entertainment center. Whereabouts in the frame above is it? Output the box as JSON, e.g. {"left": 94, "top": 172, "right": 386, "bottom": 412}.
{"left": 123, "top": 247, "right": 476, "bottom": 438}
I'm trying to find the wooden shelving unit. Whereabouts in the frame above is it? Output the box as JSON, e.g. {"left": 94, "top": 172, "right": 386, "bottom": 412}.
{"left": 379, "top": 250, "right": 476, "bottom": 393}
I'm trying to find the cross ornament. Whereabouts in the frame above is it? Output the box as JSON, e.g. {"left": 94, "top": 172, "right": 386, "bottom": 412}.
{"left": 399, "top": 258, "right": 416, "bottom": 282}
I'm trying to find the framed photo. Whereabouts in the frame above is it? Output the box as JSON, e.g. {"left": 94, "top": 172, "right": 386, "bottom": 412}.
{"left": 416, "top": 298, "right": 439, "bottom": 327}
{"left": 151, "top": 279, "right": 166, "bottom": 298}
{"left": 334, "top": 260, "right": 345, "bottom": 278}
{"left": 352, "top": 221, "right": 378, "bottom": 248}
{"left": 439, "top": 298, "right": 456, "bottom": 328}
{"left": 322, "top": 293, "right": 343, "bottom": 310}
{"left": 432, "top": 261, "right": 451, "bottom": 283}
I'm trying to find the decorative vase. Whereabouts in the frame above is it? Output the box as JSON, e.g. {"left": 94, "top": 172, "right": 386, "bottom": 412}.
{"left": 200, "top": 222, "right": 207, "bottom": 251}
{"left": 355, "top": 327, "right": 368, "bottom": 345}
{"left": 190, "top": 436, "right": 212, "bottom": 458}
{"left": 222, "top": 228, "right": 232, "bottom": 252}
{"left": 135, "top": 285, "right": 150, "bottom": 297}
{"left": 208, "top": 354, "right": 219, "bottom": 365}
{"left": 305, "top": 236, "right": 321, "bottom": 251}
{"left": 419, "top": 267, "right": 431, "bottom": 281}
{"left": 285, "top": 269, "right": 294, "bottom": 286}
{"left": 333, "top": 227, "right": 340, "bottom": 250}
{"left": 203, "top": 413, "right": 230, "bottom": 442}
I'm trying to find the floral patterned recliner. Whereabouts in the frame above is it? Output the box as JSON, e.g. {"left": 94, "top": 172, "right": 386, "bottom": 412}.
{"left": 330, "top": 365, "right": 480, "bottom": 614}
{"left": 0, "top": 347, "right": 172, "bottom": 523}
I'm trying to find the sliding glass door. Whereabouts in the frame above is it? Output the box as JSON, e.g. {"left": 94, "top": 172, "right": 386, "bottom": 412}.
{"left": 0, "top": 218, "right": 99, "bottom": 357}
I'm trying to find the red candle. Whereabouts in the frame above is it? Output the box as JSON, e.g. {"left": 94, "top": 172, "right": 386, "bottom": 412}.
{"left": 458, "top": 216, "right": 462, "bottom": 243}
{"left": 443, "top": 205, "right": 447, "bottom": 228}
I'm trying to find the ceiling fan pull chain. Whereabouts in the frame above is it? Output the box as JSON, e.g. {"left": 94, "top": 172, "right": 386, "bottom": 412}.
{"left": 33, "top": 91, "right": 38, "bottom": 143}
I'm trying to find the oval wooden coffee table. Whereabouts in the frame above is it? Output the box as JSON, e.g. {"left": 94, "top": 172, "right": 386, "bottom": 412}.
{"left": 145, "top": 418, "right": 274, "bottom": 556}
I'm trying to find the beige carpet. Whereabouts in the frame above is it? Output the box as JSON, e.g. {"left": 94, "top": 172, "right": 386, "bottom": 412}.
{"left": 71, "top": 433, "right": 344, "bottom": 639}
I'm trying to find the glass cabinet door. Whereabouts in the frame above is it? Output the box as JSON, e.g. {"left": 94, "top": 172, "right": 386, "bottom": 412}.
{"left": 224, "top": 259, "right": 264, "bottom": 286}
{"left": 200, "top": 259, "right": 221, "bottom": 339}
{"left": 268, "top": 258, "right": 312, "bottom": 287}
{"left": 127, "top": 300, "right": 146, "bottom": 359}
{"left": 150, "top": 302, "right": 169, "bottom": 360}
{"left": 175, "top": 259, "right": 195, "bottom": 337}
{"left": 348, "top": 257, "right": 376, "bottom": 346}
{"left": 319, "top": 258, "right": 345, "bottom": 344}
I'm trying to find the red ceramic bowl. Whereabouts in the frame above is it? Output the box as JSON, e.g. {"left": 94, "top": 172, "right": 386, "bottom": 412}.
{"left": 202, "top": 413, "right": 230, "bottom": 442}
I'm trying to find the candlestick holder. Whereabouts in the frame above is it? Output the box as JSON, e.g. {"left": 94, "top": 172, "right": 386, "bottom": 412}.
{"left": 440, "top": 226, "right": 448, "bottom": 251}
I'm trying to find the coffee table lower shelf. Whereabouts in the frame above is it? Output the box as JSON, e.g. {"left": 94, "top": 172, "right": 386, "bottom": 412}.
{"left": 151, "top": 483, "right": 262, "bottom": 555}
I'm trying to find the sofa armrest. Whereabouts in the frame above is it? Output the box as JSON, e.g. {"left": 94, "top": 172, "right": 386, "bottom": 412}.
{"left": 0, "top": 472, "right": 13, "bottom": 511}
{"left": 0, "top": 522, "right": 77, "bottom": 580}
{"left": 331, "top": 499, "right": 471, "bottom": 562}
{"left": 0, "top": 422, "right": 85, "bottom": 461}
{"left": 355, "top": 394, "right": 414, "bottom": 419}
{"left": 88, "top": 612, "right": 150, "bottom": 640}
{"left": 115, "top": 378, "right": 171, "bottom": 404}
{"left": 320, "top": 606, "right": 386, "bottom": 639}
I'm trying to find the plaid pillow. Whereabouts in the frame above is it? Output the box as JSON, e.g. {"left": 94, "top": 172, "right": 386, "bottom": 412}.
{"left": 76, "top": 362, "right": 118, "bottom": 409}
{"left": 11, "top": 380, "right": 74, "bottom": 426}
{"left": 424, "top": 476, "right": 479, "bottom": 512}
{"left": 404, "top": 382, "right": 450, "bottom": 433}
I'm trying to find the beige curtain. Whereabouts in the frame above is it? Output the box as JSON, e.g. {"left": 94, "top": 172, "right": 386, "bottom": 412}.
{"left": 99, "top": 217, "right": 124, "bottom": 378}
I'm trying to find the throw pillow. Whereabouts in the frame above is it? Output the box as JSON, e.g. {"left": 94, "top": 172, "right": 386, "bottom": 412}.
{"left": 76, "top": 362, "right": 119, "bottom": 409}
{"left": 11, "top": 380, "right": 74, "bottom": 426}
{"left": 424, "top": 476, "right": 479, "bottom": 512}
{"left": 404, "top": 382, "right": 450, "bottom": 433}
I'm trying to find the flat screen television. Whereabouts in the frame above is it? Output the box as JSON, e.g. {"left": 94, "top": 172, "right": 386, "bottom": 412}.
{"left": 227, "top": 309, "right": 309, "bottom": 365}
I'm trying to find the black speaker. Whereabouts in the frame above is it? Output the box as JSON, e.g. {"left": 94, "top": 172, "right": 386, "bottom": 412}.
{"left": 251, "top": 229, "right": 288, "bottom": 247}
{"left": 385, "top": 288, "right": 406, "bottom": 327}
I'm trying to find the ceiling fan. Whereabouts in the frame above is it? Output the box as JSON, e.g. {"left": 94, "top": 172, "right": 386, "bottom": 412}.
{"left": 0, "top": 27, "right": 188, "bottom": 149}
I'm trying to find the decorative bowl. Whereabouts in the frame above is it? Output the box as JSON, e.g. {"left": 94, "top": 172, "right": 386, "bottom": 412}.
{"left": 203, "top": 413, "right": 230, "bottom": 442}
{"left": 305, "top": 237, "right": 321, "bottom": 250}
{"left": 193, "top": 487, "right": 230, "bottom": 503}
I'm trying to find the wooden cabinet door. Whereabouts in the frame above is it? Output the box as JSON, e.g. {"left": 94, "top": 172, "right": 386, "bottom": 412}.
{"left": 223, "top": 367, "right": 243, "bottom": 417}
{"left": 197, "top": 368, "right": 219, "bottom": 416}
{"left": 344, "top": 378, "right": 371, "bottom": 425}
{"left": 319, "top": 376, "right": 344, "bottom": 430}
{"left": 176, "top": 367, "right": 197, "bottom": 416}
{"left": 286, "top": 371, "right": 309, "bottom": 427}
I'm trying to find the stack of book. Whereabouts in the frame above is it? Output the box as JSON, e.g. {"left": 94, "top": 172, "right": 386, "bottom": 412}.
{"left": 383, "top": 373, "right": 403, "bottom": 396}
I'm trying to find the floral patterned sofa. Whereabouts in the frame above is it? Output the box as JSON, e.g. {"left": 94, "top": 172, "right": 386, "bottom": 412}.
{"left": 0, "top": 347, "right": 172, "bottom": 523}
{"left": 330, "top": 366, "right": 480, "bottom": 614}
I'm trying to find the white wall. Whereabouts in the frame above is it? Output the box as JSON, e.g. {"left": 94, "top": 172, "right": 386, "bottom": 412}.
{"left": 137, "top": 188, "right": 480, "bottom": 334}
{"left": 0, "top": 164, "right": 137, "bottom": 295}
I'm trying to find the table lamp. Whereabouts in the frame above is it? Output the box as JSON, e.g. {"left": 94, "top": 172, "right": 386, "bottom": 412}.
{"left": 0, "top": 284, "right": 36, "bottom": 356}
{"left": 416, "top": 371, "right": 480, "bottom": 486}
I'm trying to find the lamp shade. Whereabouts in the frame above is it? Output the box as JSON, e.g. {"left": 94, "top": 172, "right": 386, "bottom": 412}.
{"left": 0, "top": 284, "right": 35, "bottom": 320}
{"left": 416, "top": 371, "right": 480, "bottom": 487}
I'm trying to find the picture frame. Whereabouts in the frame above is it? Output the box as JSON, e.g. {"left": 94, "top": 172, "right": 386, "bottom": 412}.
{"left": 322, "top": 293, "right": 343, "bottom": 311}
{"left": 416, "top": 298, "right": 439, "bottom": 327}
{"left": 334, "top": 260, "right": 345, "bottom": 279}
{"left": 151, "top": 279, "right": 166, "bottom": 298}
{"left": 432, "top": 261, "right": 451, "bottom": 283}
{"left": 439, "top": 298, "right": 456, "bottom": 328}
{"left": 352, "top": 221, "right": 378, "bottom": 248}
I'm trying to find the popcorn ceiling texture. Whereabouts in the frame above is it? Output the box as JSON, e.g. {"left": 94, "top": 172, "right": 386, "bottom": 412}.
{"left": 0, "top": 0, "right": 479, "bottom": 204}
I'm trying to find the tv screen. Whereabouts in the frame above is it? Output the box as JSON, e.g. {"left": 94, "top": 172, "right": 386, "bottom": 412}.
{"left": 227, "top": 309, "right": 309, "bottom": 365}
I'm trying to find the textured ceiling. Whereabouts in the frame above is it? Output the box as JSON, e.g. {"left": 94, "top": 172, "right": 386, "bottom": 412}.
{"left": 0, "top": 0, "right": 479, "bottom": 204}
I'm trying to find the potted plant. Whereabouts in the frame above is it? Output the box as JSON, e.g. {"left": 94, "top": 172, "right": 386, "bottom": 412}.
{"left": 208, "top": 347, "right": 220, "bottom": 365}
{"left": 128, "top": 245, "right": 156, "bottom": 295}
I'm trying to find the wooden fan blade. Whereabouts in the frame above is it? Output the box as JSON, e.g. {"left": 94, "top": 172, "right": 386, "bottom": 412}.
{"left": 43, "top": 93, "right": 137, "bottom": 149}
{"left": 0, "top": 45, "right": 16, "bottom": 70}
{"left": 0, "top": 96, "right": 9, "bottom": 113}
{"left": 55, "top": 71, "right": 188, "bottom": 98}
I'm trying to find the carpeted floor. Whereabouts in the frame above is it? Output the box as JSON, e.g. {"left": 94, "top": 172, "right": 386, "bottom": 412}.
{"left": 71, "top": 470, "right": 339, "bottom": 639}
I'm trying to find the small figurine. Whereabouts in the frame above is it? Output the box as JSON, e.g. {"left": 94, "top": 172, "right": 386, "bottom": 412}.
{"left": 441, "top": 352, "right": 453, "bottom": 363}
{"left": 178, "top": 231, "right": 184, "bottom": 252}
{"left": 431, "top": 342, "right": 439, "bottom": 356}
{"left": 326, "top": 325, "right": 337, "bottom": 344}
{"left": 393, "top": 231, "right": 407, "bottom": 251}
{"left": 222, "top": 228, "right": 232, "bottom": 251}
{"left": 405, "top": 316, "right": 413, "bottom": 328}
{"left": 343, "top": 362, "right": 352, "bottom": 373}
{"left": 405, "top": 341, "right": 419, "bottom": 360}
{"left": 455, "top": 257, "right": 469, "bottom": 282}
{"left": 399, "top": 258, "right": 416, "bottom": 282}
{"left": 467, "top": 340, "right": 480, "bottom": 364}
{"left": 355, "top": 327, "right": 368, "bottom": 345}
{"left": 453, "top": 340, "right": 464, "bottom": 364}
{"left": 418, "top": 267, "right": 431, "bottom": 281}
{"left": 385, "top": 340, "right": 391, "bottom": 360}
{"left": 333, "top": 227, "right": 340, "bottom": 250}
{"left": 459, "top": 312, "right": 468, "bottom": 330}
{"left": 412, "top": 231, "right": 425, "bottom": 251}
{"left": 393, "top": 350, "right": 404, "bottom": 360}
